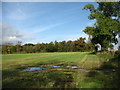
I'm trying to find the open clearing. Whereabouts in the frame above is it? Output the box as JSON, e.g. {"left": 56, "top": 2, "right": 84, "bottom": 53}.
{"left": 2, "top": 52, "right": 112, "bottom": 88}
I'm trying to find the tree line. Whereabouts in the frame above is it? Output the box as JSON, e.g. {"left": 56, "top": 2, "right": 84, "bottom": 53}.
{"left": 1, "top": 2, "right": 120, "bottom": 54}
{"left": 1, "top": 37, "right": 95, "bottom": 54}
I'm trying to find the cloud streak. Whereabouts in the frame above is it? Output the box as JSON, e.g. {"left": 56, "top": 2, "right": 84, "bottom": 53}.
{"left": 4, "top": 3, "right": 32, "bottom": 21}
{"left": 27, "top": 22, "right": 67, "bottom": 34}
{"left": 8, "top": 8, "right": 27, "bottom": 20}
{"left": 0, "top": 21, "right": 69, "bottom": 44}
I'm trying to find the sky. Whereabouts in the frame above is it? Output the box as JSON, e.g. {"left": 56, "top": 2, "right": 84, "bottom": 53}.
{"left": 2, "top": 2, "right": 98, "bottom": 45}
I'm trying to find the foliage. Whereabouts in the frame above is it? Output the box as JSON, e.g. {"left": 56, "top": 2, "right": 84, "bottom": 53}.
{"left": 1, "top": 37, "right": 92, "bottom": 54}
{"left": 83, "top": 2, "right": 120, "bottom": 51}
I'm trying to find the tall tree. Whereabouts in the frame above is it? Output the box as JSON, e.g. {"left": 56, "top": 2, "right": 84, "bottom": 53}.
{"left": 83, "top": 2, "right": 120, "bottom": 51}
{"left": 16, "top": 41, "right": 22, "bottom": 53}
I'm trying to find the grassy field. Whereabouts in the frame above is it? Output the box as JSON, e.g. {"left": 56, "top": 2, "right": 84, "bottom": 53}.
{"left": 2, "top": 52, "right": 113, "bottom": 88}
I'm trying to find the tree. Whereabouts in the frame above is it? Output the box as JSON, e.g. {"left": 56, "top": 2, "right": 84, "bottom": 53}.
{"left": 2, "top": 45, "right": 8, "bottom": 54}
{"left": 54, "top": 41, "right": 59, "bottom": 52}
{"left": 85, "top": 38, "right": 95, "bottom": 52}
{"left": 74, "top": 37, "right": 86, "bottom": 52}
{"left": 23, "top": 43, "right": 35, "bottom": 53}
{"left": 83, "top": 2, "right": 120, "bottom": 52}
{"left": 16, "top": 41, "right": 22, "bottom": 53}
{"left": 58, "top": 41, "right": 67, "bottom": 52}
{"left": 2, "top": 43, "right": 13, "bottom": 54}
{"left": 34, "top": 43, "right": 41, "bottom": 53}
{"left": 46, "top": 42, "right": 57, "bottom": 52}
{"left": 66, "top": 40, "right": 75, "bottom": 52}
{"left": 97, "top": 2, "right": 120, "bottom": 21}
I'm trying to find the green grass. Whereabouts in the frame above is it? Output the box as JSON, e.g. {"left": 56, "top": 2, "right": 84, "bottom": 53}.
{"left": 2, "top": 52, "right": 113, "bottom": 88}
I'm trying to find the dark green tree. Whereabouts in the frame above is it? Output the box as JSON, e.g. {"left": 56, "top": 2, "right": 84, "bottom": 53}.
{"left": 66, "top": 40, "right": 75, "bottom": 52}
{"left": 23, "top": 43, "right": 35, "bottom": 53}
{"left": 46, "top": 42, "right": 57, "bottom": 52}
{"left": 16, "top": 41, "right": 22, "bottom": 53}
{"left": 83, "top": 2, "right": 120, "bottom": 51}
{"left": 74, "top": 37, "right": 86, "bottom": 52}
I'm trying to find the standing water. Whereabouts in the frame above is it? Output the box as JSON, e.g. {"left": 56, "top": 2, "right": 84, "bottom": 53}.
{"left": 24, "top": 67, "right": 46, "bottom": 71}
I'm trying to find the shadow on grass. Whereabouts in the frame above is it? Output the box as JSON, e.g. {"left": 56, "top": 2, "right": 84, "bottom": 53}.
{"left": 86, "top": 71, "right": 98, "bottom": 77}
{"left": 86, "top": 51, "right": 120, "bottom": 88}
{"left": 2, "top": 69, "right": 75, "bottom": 88}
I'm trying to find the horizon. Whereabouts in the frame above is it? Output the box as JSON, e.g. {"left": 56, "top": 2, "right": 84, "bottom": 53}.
{"left": 2, "top": 2, "right": 97, "bottom": 44}
{"left": 1, "top": 2, "right": 119, "bottom": 50}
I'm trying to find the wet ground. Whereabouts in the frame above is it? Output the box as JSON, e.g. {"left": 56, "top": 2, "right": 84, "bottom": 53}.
{"left": 24, "top": 65, "right": 88, "bottom": 71}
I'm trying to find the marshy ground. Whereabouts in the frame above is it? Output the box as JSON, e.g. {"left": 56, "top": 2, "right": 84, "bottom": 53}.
{"left": 2, "top": 52, "right": 117, "bottom": 88}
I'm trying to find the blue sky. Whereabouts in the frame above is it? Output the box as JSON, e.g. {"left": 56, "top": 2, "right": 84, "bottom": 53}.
{"left": 2, "top": 2, "right": 98, "bottom": 44}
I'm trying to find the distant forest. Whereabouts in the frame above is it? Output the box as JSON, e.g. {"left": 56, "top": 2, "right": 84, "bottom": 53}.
{"left": 1, "top": 37, "right": 96, "bottom": 54}
{"left": 1, "top": 2, "right": 120, "bottom": 54}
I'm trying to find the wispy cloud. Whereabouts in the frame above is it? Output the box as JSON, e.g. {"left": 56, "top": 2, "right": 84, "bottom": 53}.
{"left": 8, "top": 8, "right": 27, "bottom": 20}
{"left": 0, "top": 21, "right": 71, "bottom": 44}
{"left": 27, "top": 22, "right": 67, "bottom": 34}
{"left": 4, "top": 3, "right": 32, "bottom": 21}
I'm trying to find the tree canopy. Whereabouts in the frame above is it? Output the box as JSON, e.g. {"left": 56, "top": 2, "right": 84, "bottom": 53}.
{"left": 83, "top": 2, "right": 120, "bottom": 51}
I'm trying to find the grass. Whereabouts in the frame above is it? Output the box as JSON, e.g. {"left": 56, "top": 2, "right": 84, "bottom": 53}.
{"left": 2, "top": 52, "right": 113, "bottom": 88}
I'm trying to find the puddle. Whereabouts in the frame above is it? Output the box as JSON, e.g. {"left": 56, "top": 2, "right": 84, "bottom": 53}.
{"left": 24, "top": 65, "right": 61, "bottom": 71}
{"left": 51, "top": 66, "right": 61, "bottom": 68}
{"left": 70, "top": 66, "right": 87, "bottom": 71}
{"left": 74, "top": 69, "right": 87, "bottom": 71}
{"left": 24, "top": 67, "right": 46, "bottom": 71}
{"left": 71, "top": 66, "right": 78, "bottom": 69}
{"left": 23, "top": 65, "right": 88, "bottom": 71}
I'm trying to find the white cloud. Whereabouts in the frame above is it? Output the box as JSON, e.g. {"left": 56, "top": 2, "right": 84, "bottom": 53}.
{"left": 0, "top": 22, "right": 70, "bottom": 44}
{"left": 1, "top": 23, "right": 23, "bottom": 44}
{"left": 32, "top": 32, "right": 89, "bottom": 44}
{"left": 0, "top": 23, "right": 35, "bottom": 44}
{"left": 63, "top": 33, "right": 88, "bottom": 42}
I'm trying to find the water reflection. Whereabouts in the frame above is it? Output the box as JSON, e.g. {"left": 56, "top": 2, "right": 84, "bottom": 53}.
{"left": 74, "top": 69, "right": 87, "bottom": 71}
{"left": 51, "top": 66, "right": 61, "bottom": 68}
{"left": 71, "top": 66, "right": 78, "bottom": 69}
{"left": 24, "top": 67, "right": 46, "bottom": 71}
{"left": 24, "top": 65, "right": 88, "bottom": 71}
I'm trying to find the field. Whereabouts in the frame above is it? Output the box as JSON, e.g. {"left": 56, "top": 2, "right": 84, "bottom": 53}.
{"left": 2, "top": 52, "right": 113, "bottom": 88}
